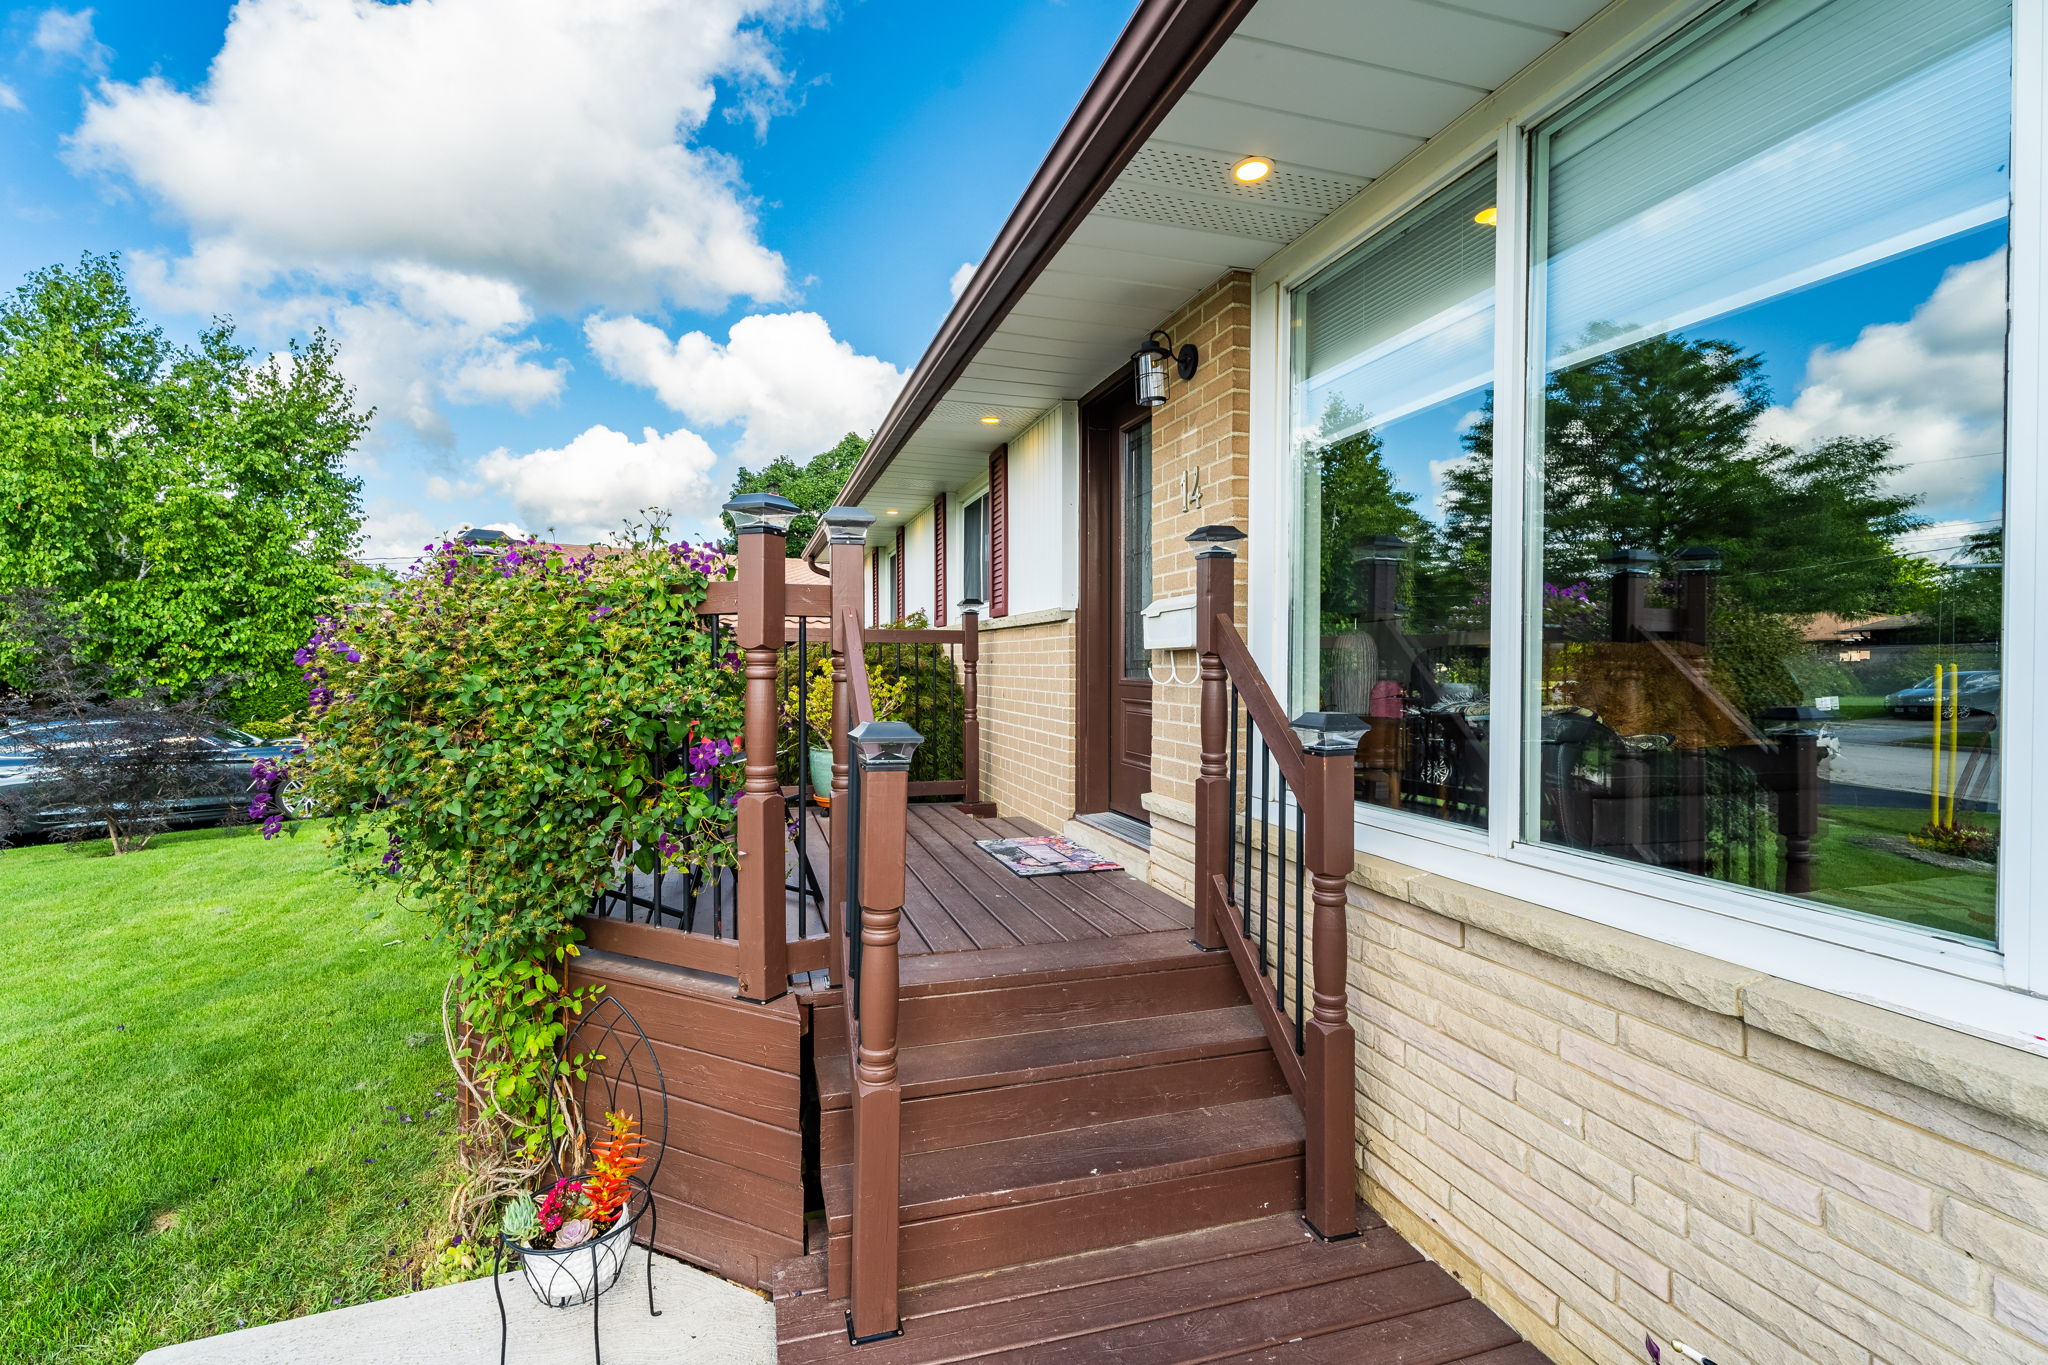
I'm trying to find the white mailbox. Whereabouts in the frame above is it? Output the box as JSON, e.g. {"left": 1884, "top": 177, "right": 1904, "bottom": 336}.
{"left": 1140, "top": 593, "right": 1198, "bottom": 651}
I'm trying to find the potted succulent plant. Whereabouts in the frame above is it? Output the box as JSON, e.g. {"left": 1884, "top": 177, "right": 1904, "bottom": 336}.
{"left": 501, "top": 1112, "right": 650, "bottom": 1308}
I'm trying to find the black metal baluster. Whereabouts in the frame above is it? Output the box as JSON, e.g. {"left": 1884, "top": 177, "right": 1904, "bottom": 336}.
{"left": 1228, "top": 695, "right": 1245, "bottom": 941}
{"left": 1273, "top": 771, "right": 1289, "bottom": 1018}
{"left": 1257, "top": 736, "right": 1272, "bottom": 974}
{"left": 796, "top": 617, "right": 811, "bottom": 938}
{"left": 1226, "top": 686, "right": 1240, "bottom": 899}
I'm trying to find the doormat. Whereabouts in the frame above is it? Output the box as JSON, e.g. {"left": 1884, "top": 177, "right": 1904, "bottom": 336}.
{"left": 975, "top": 835, "right": 1123, "bottom": 878}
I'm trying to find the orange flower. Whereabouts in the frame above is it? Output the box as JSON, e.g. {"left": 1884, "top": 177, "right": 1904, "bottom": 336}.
{"left": 581, "top": 1111, "right": 649, "bottom": 1226}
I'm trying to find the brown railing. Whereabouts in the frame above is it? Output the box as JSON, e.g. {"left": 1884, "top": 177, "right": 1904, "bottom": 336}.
{"left": 578, "top": 508, "right": 985, "bottom": 1006}
{"left": 1190, "top": 529, "right": 1360, "bottom": 1241}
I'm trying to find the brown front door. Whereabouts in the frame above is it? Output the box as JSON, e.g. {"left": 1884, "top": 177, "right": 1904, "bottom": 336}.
{"left": 1080, "top": 386, "right": 1153, "bottom": 822}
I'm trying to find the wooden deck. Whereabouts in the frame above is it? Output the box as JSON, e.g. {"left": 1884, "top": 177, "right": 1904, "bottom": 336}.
{"left": 862, "top": 803, "right": 1192, "bottom": 957}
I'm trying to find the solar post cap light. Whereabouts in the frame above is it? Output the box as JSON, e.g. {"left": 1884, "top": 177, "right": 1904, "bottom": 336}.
{"left": 1289, "top": 712, "right": 1369, "bottom": 756}
{"left": 722, "top": 492, "right": 800, "bottom": 535}
{"left": 848, "top": 720, "right": 924, "bottom": 770}
{"left": 1185, "top": 524, "right": 1246, "bottom": 557}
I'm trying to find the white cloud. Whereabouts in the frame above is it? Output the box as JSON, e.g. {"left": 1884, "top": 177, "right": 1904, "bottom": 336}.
{"left": 1894, "top": 518, "right": 1998, "bottom": 564}
{"left": 1754, "top": 249, "right": 2007, "bottom": 515}
{"left": 0, "top": 83, "right": 24, "bottom": 113}
{"left": 474, "top": 424, "right": 722, "bottom": 542}
{"left": 585, "top": 310, "right": 901, "bottom": 462}
{"left": 66, "top": 0, "right": 813, "bottom": 439}
{"left": 948, "top": 261, "right": 978, "bottom": 302}
{"left": 33, "top": 8, "right": 108, "bottom": 72}
{"left": 142, "top": 259, "right": 572, "bottom": 447}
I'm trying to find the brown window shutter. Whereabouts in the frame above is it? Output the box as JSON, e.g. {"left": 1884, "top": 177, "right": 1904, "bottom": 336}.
{"left": 893, "top": 526, "right": 906, "bottom": 623}
{"left": 988, "top": 446, "right": 1009, "bottom": 618}
{"left": 933, "top": 494, "right": 948, "bottom": 626}
{"left": 870, "top": 549, "right": 879, "bottom": 624}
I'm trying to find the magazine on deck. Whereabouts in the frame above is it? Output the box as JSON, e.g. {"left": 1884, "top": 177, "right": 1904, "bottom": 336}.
{"left": 975, "top": 835, "right": 1123, "bottom": 878}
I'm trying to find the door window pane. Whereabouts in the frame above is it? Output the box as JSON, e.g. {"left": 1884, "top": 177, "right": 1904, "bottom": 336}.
{"left": 962, "top": 494, "right": 989, "bottom": 605}
{"left": 1123, "top": 423, "right": 1153, "bottom": 680}
{"left": 1525, "top": 0, "right": 2009, "bottom": 944}
{"left": 1292, "top": 161, "right": 1497, "bottom": 829}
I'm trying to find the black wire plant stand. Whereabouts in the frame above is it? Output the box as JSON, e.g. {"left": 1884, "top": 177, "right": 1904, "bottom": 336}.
{"left": 493, "top": 994, "right": 669, "bottom": 1365}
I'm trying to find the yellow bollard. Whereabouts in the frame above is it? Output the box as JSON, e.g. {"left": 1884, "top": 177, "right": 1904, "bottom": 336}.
{"left": 1930, "top": 665, "right": 1944, "bottom": 828}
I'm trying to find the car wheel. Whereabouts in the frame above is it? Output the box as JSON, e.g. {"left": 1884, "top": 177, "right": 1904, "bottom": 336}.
{"left": 281, "top": 777, "right": 318, "bottom": 819}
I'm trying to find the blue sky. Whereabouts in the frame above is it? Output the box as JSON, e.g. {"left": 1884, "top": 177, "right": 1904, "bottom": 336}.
{"left": 0, "top": 1, "right": 1131, "bottom": 561}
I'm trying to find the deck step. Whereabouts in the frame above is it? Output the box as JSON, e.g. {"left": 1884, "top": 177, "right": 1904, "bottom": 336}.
{"left": 817, "top": 1005, "right": 1271, "bottom": 1105}
{"left": 821, "top": 1096, "right": 1306, "bottom": 1291}
{"left": 775, "top": 1204, "right": 1537, "bottom": 1365}
{"left": 825, "top": 1094, "right": 1303, "bottom": 1230}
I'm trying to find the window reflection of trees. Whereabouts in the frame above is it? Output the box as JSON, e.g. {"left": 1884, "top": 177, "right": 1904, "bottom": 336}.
{"left": 1313, "top": 327, "right": 2000, "bottom": 931}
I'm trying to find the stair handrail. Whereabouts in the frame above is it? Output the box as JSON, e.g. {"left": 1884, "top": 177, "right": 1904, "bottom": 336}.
{"left": 820, "top": 505, "right": 911, "bottom": 1343}
{"left": 1190, "top": 526, "right": 1361, "bottom": 1242}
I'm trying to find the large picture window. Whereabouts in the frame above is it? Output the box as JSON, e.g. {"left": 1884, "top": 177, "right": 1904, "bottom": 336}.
{"left": 1291, "top": 161, "right": 1498, "bottom": 830}
{"left": 1524, "top": 0, "right": 2011, "bottom": 943}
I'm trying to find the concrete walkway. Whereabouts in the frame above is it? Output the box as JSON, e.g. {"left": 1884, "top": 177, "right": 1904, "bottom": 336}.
{"left": 137, "top": 1253, "right": 777, "bottom": 1365}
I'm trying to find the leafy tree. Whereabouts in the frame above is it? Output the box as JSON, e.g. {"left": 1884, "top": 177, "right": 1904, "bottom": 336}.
{"left": 722, "top": 431, "right": 866, "bottom": 555}
{"left": 0, "top": 253, "right": 369, "bottom": 720}
{"left": 1444, "top": 333, "right": 1921, "bottom": 618}
{"left": 1898, "top": 527, "right": 2003, "bottom": 647}
{"left": 1302, "top": 399, "right": 1429, "bottom": 624}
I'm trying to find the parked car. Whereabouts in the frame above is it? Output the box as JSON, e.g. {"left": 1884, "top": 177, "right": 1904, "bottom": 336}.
{"left": 1884, "top": 671, "right": 2000, "bottom": 718}
{"left": 0, "top": 719, "right": 306, "bottom": 839}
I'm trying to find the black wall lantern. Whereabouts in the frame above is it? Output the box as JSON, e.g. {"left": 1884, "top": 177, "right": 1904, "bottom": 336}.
{"left": 1132, "top": 330, "right": 1199, "bottom": 407}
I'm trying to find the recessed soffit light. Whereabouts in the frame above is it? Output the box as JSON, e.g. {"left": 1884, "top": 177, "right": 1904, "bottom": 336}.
{"left": 1232, "top": 156, "right": 1273, "bottom": 184}
{"left": 979, "top": 415, "right": 1001, "bottom": 424}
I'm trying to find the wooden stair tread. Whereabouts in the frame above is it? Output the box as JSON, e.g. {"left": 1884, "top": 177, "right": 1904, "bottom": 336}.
{"left": 895, "top": 929, "right": 1211, "bottom": 991}
{"left": 816, "top": 1005, "right": 1270, "bottom": 1107}
{"left": 1206, "top": 1300, "right": 1524, "bottom": 1364}
{"left": 774, "top": 1204, "right": 1541, "bottom": 1365}
{"left": 824, "top": 1094, "right": 1303, "bottom": 1229}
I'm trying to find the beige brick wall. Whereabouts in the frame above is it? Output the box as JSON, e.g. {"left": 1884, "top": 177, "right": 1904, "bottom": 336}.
{"left": 973, "top": 613, "right": 1077, "bottom": 834}
{"left": 1147, "top": 272, "right": 1252, "bottom": 825}
{"left": 1344, "top": 867, "right": 2048, "bottom": 1365}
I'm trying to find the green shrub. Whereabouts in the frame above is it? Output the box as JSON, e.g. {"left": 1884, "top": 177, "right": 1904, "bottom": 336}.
{"left": 281, "top": 527, "right": 742, "bottom": 1234}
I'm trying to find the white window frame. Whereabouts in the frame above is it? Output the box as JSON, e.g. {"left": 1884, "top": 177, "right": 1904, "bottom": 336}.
{"left": 1248, "top": 0, "right": 2048, "bottom": 1045}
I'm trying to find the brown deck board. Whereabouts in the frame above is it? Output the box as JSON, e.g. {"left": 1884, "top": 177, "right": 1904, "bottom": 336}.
{"left": 801, "top": 802, "right": 1193, "bottom": 960}
{"left": 775, "top": 1205, "right": 1544, "bottom": 1365}
{"left": 909, "top": 803, "right": 1189, "bottom": 947}
{"left": 914, "top": 806, "right": 1155, "bottom": 938}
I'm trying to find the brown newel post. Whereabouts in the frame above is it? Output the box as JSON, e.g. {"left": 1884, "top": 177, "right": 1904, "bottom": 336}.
{"left": 822, "top": 506, "right": 876, "bottom": 988}
{"left": 727, "top": 493, "right": 796, "bottom": 1002}
{"left": 1302, "top": 737, "right": 1359, "bottom": 1240}
{"left": 1191, "top": 535, "right": 1239, "bottom": 953}
{"left": 959, "top": 600, "right": 993, "bottom": 817}
{"left": 847, "top": 722, "right": 918, "bottom": 1345}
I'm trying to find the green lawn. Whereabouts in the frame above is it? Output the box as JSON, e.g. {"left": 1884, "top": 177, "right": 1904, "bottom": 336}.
{"left": 1807, "top": 804, "right": 1997, "bottom": 943}
{"left": 0, "top": 822, "right": 457, "bottom": 1365}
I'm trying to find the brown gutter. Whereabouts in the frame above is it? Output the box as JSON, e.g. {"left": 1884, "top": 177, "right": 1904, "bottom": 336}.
{"left": 804, "top": 0, "right": 1259, "bottom": 564}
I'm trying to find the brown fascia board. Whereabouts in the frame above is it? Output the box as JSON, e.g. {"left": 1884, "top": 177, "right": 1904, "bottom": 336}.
{"left": 804, "top": 0, "right": 1260, "bottom": 564}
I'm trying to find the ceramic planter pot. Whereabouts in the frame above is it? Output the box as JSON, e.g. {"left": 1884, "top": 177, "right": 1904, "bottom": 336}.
{"left": 807, "top": 746, "right": 834, "bottom": 800}
{"left": 516, "top": 1209, "right": 634, "bottom": 1308}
